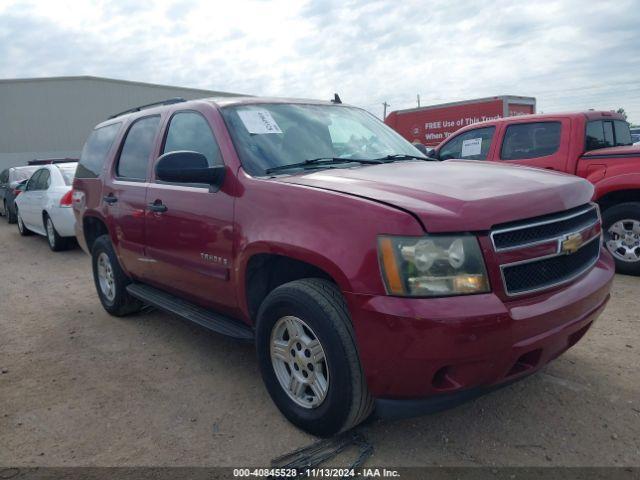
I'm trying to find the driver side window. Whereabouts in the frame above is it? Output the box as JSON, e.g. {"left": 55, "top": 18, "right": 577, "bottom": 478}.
{"left": 162, "top": 111, "right": 222, "bottom": 166}
{"left": 439, "top": 127, "right": 496, "bottom": 161}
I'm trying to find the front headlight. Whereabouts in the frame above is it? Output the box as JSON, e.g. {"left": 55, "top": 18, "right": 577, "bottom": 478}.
{"left": 378, "top": 235, "right": 490, "bottom": 297}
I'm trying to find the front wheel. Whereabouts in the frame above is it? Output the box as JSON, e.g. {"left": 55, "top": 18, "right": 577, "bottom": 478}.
{"left": 16, "top": 208, "right": 32, "bottom": 236}
{"left": 602, "top": 202, "right": 640, "bottom": 276}
{"left": 256, "top": 279, "right": 373, "bottom": 437}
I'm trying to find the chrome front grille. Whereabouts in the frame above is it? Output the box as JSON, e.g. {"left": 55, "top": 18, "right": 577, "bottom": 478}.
{"left": 491, "top": 204, "right": 602, "bottom": 296}
{"left": 491, "top": 205, "right": 600, "bottom": 251}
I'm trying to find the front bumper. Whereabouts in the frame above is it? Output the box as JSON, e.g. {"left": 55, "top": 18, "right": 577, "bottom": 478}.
{"left": 345, "top": 250, "right": 615, "bottom": 401}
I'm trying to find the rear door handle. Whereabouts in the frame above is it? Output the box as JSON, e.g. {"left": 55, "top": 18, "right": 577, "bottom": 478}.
{"left": 148, "top": 201, "right": 167, "bottom": 213}
{"left": 103, "top": 195, "right": 118, "bottom": 204}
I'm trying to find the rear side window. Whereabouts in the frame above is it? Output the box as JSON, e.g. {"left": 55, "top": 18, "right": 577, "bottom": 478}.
{"left": 39, "top": 169, "right": 51, "bottom": 190}
{"left": 0, "top": 170, "right": 8, "bottom": 184}
{"left": 500, "top": 122, "right": 561, "bottom": 160}
{"left": 586, "top": 120, "right": 631, "bottom": 150}
{"left": 26, "top": 170, "right": 42, "bottom": 191}
{"left": 116, "top": 116, "right": 161, "bottom": 180}
{"left": 613, "top": 120, "right": 632, "bottom": 146}
{"left": 162, "top": 112, "right": 222, "bottom": 166}
{"left": 76, "top": 122, "right": 122, "bottom": 179}
{"left": 439, "top": 127, "right": 495, "bottom": 161}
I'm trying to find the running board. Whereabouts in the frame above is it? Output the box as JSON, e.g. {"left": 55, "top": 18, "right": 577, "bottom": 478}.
{"left": 126, "top": 283, "right": 254, "bottom": 342}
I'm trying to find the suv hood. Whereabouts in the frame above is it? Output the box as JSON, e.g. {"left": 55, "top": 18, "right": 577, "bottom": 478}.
{"left": 277, "top": 160, "right": 594, "bottom": 232}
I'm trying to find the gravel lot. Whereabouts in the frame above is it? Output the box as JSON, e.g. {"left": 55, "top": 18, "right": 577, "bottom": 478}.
{"left": 0, "top": 219, "right": 639, "bottom": 467}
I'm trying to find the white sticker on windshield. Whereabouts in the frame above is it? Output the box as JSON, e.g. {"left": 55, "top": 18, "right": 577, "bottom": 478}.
{"left": 461, "top": 138, "right": 482, "bottom": 157}
{"left": 238, "top": 109, "right": 283, "bottom": 134}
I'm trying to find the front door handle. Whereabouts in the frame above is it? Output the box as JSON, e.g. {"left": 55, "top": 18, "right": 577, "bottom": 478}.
{"left": 103, "top": 195, "right": 118, "bottom": 204}
{"left": 148, "top": 200, "right": 167, "bottom": 213}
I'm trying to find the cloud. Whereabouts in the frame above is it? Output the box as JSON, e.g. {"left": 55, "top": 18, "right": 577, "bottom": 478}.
{"left": 0, "top": 0, "right": 639, "bottom": 122}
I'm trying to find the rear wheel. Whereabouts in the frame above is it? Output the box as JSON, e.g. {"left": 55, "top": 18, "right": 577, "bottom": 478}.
{"left": 256, "top": 278, "right": 373, "bottom": 437}
{"left": 91, "top": 234, "right": 143, "bottom": 316}
{"left": 602, "top": 202, "right": 640, "bottom": 276}
{"left": 6, "top": 202, "right": 17, "bottom": 224}
{"left": 44, "top": 214, "right": 69, "bottom": 252}
{"left": 16, "top": 208, "right": 32, "bottom": 236}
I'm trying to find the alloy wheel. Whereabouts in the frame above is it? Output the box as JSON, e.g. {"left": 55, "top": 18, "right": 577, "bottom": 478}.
{"left": 97, "top": 252, "right": 116, "bottom": 302}
{"left": 270, "top": 315, "right": 329, "bottom": 409}
{"left": 606, "top": 219, "right": 640, "bottom": 263}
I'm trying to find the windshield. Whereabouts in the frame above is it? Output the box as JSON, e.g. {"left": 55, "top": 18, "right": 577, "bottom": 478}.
{"left": 9, "top": 166, "right": 39, "bottom": 183}
{"left": 221, "top": 103, "right": 425, "bottom": 176}
{"left": 56, "top": 163, "right": 77, "bottom": 186}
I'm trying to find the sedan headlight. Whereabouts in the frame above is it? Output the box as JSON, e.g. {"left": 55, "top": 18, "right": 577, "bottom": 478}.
{"left": 378, "top": 235, "right": 490, "bottom": 297}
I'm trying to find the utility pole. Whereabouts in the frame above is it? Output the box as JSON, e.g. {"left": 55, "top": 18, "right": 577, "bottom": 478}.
{"left": 417, "top": 94, "right": 420, "bottom": 107}
{"left": 382, "top": 101, "right": 390, "bottom": 120}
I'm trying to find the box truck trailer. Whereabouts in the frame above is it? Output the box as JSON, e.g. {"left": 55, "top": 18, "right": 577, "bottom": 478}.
{"left": 385, "top": 95, "right": 536, "bottom": 146}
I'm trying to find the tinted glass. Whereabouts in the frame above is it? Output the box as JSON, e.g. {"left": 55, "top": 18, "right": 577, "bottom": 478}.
{"left": 39, "top": 169, "right": 51, "bottom": 189}
{"left": 586, "top": 121, "right": 606, "bottom": 150}
{"left": 77, "top": 122, "right": 122, "bottom": 178}
{"left": 439, "top": 127, "right": 495, "bottom": 160}
{"left": 603, "top": 121, "right": 614, "bottom": 147}
{"left": 163, "top": 112, "right": 222, "bottom": 166}
{"left": 501, "top": 122, "right": 561, "bottom": 160}
{"left": 26, "top": 170, "right": 43, "bottom": 191}
{"left": 613, "top": 120, "right": 632, "bottom": 146}
{"left": 117, "top": 116, "right": 161, "bottom": 180}
{"left": 0, "top": 170, "right": 8, "bottom": 184}
{"left": 221, "top": 104, "right": 425, "bottom": 176}
{"left": 56, "top": 164, "right": 77, "bottom": 186}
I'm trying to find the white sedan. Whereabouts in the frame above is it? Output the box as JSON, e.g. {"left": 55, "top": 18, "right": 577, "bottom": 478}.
{"left": 15, "top": 162, "right": 78, "bottom": 251}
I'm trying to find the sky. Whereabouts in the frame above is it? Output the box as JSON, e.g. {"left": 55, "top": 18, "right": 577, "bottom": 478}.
{"left": 1, "top": 0, "right": 639, "bottom": 123}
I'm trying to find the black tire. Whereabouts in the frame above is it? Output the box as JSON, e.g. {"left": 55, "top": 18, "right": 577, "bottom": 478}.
{"left": 256, "top": 278, "right": 373, "bottom": 437}
{"left": 44, "top": 214, "right": 69, "bottom": 252}
{"left": 16, "top": 207, "right": 32, "bottom": 236}
{"left": 91, "top": 234, "right": 143, "bottom": 316}
{"left": 7, "top": 202, "right": 17, "bottom": 224}
{"left": 602, "top": 202, "right": 640, "bottom": 276}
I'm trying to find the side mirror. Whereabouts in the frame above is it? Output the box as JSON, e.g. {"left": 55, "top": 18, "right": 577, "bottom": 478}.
{"left": 155, "top": 151, "right": 226, "bottom": 192}
{"left": 413, "top": 142, "right": 428, "bottom": 155}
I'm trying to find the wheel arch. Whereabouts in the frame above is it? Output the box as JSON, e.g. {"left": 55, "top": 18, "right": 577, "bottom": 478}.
{"left": 238, "top": 244, "right": 352, "bottom": 324}
{"left": 82, "top": 214, "right": 110, "bottom": 253}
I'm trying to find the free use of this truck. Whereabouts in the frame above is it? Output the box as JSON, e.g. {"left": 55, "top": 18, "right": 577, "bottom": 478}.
{"left": 384, "top": 95, "right": 536, "bottom": 146}
{"left": 427, "top": 110, "right": 640, "bottom": 275}
{"left": 73, "top": 96, "right": 614, "bottom": 436}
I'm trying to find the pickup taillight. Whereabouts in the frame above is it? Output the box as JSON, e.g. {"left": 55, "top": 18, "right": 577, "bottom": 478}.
{"left": 60, "top": 189, "right": 73, "bottom": 207}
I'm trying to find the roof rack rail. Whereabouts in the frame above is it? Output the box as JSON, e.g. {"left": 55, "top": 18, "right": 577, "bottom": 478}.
{"left": 108, "top": 97, "right": 186, "bottom": 119}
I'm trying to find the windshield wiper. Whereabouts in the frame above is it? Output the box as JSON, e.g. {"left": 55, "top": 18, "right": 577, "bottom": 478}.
{"left": 375, "top": 153, "right": 436, "bottom": 161}
{"left": 265, "top": 157, "right": 385, "bottom": 175}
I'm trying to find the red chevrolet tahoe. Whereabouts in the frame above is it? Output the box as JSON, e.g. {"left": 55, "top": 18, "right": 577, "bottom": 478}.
{"left": 72, "top": 97, "right": 614, "bottom": 436}
{"left": 428, "top": 111, "right": 640, "bottom": 275}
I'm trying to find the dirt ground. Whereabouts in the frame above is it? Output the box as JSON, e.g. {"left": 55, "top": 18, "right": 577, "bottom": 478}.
{"left": 0, "top": 219, "right": 638, "bottom": 468}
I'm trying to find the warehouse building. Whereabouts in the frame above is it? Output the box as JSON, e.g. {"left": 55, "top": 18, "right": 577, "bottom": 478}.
{"left": 0, "top": 76, "right": 244, "bottom": 171}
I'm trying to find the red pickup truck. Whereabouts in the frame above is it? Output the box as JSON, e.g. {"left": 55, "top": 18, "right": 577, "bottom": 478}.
{"left": 427, "top": 111, "right": 640, "bottom": 275}
{"left": 73, "top": 97, "right": 614, "bottom": 436}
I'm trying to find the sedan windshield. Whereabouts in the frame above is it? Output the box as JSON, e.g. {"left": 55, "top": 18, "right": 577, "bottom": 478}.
{"left": 221, "top": 103, "right": 426, "bottom": 176}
